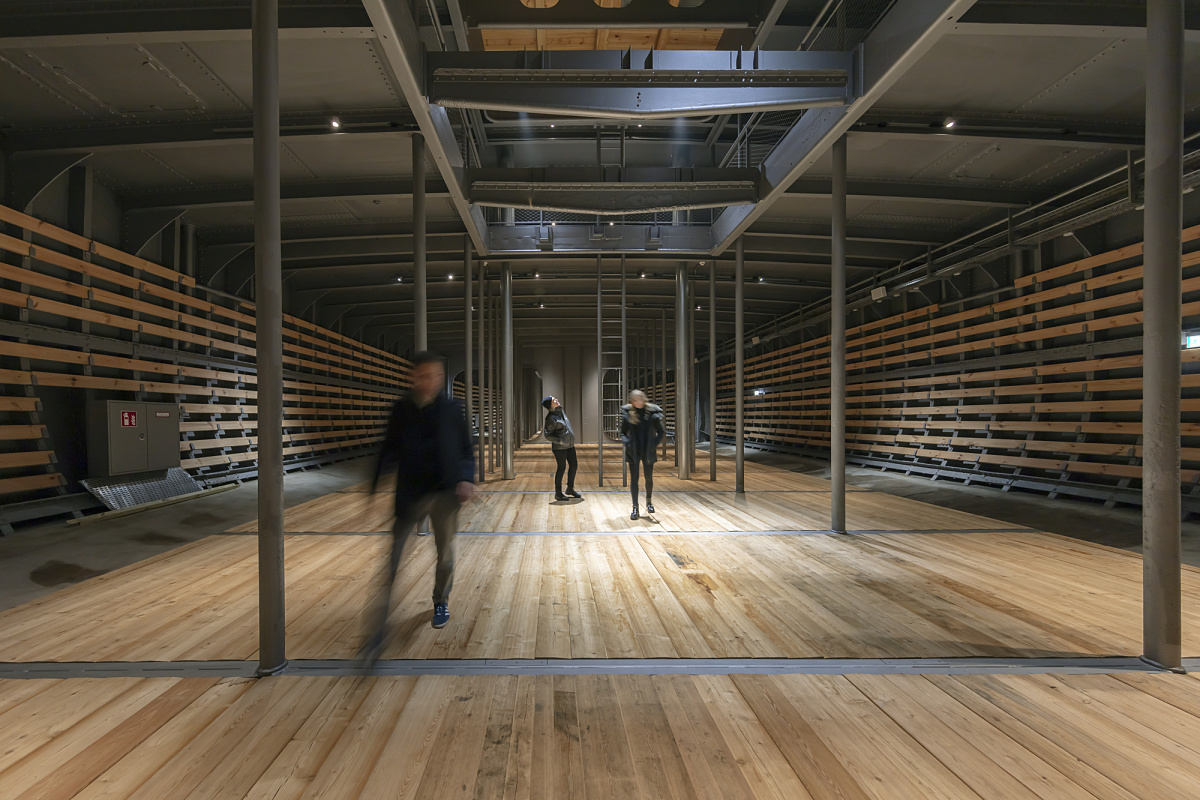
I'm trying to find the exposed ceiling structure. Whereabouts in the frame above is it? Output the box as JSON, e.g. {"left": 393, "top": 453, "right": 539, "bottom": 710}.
{"left": 2, "top": 0, "right": 1199, "bottom": 352}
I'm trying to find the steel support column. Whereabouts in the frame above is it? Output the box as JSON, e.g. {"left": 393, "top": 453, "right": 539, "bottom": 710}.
{"left": 676, "top": 262, "right": 691, "bottom": 481}
{"left": 413, "top": 133, "right": 427, "bottom": 352}
{"left": 502, "top": 263, "right": 515, "bottom": 479}
{"left": 1142, "top": 0, "right": 1184, "bottom": 672}
{"left": 491, "top": 282, "right": 498, "bottom": 473}
{"left": 661, "top": 308, "right": 667, "bottom": 460}
{"left": 597, "top": 255, "right": 604, "bottom": 485}
{"left": 621, "top": 255, "right": 628, "bottom": 487}
{"left": 830, "top": 135, "right": 847, "bottom": 533}
{"left": 252, "top": 0, "right": 286, "bottom": 676}
{"left": 477, "top": 261, "right": 485, "bottom": 483}
{"left": 483, "top": 275, "right": 492, "bottom": 476}
{"left": 710, "top": 259, "right": 717, "bottom": 481}
{"left": 688, "top": 275, "right": 697, "bottom": 476}
{"left": 735, "top": 238, "right": 744, "bottom": 494}
{"left": 464, "top": 237, "right": 474, "bottom": 475}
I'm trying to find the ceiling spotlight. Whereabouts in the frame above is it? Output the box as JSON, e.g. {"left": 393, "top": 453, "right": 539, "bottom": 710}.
{"left": 539, "top": 303, "right": 544, "bottom": 308}
{"left": 639, "top": 271, "right": 646, "bottom": 278}
{"left": 330, "top": 116, "right": 341, "bottom": 129}
{"left": 550, "top": 124, "right": 555, "bottom": 128}
{"left": 943, "top": 119, "right": 956, "bottom": 128}
{"left": 757, "top": 276, "right": 764, "bottom": 283}
{"left": 396, "top": 276, "right": 402, "bottom": 282}
{"left": 534, "top": 272, "right": 540, "bottom": 278}
{"left": 609, "top": 221, "right": 614, "bottom": 226}
{"left": 698, "top": 261, "right": 706, "bottom": 266}
{"left": 696, "top": 305, "right": 701, "bottom": 310}
{"left": 448, "top": 274, "right": 454, "bottom": 280}
{"left": 637, "top": 124, "right": 642, "bottom": 128}
{"left": 550, "top": 222, "right": 556, "bottom": 226}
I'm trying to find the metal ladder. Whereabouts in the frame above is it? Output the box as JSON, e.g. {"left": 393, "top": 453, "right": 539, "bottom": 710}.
{"left": 596, "top": 255, "right": 627, "bottom": 487}
{"left": 597, "top": 127, "right": 625, "bottom": 182}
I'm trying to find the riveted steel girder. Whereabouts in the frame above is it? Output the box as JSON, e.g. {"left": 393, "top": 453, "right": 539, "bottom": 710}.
{"left": 488, "top": 224, "right": 713, "bottom": 254}
{"left": 467, "top": 167, "right": 760, "bottom": 214}
{"left": 426, "top": 49, "right": 857, "bottom": 119}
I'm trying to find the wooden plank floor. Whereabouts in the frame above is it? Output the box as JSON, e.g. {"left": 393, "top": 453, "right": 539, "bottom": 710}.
{"left": 2, "top": 529, "right": 1198, "bottom": 662}
{"left": 4, "top": 671, "right": 1200, "bottom": 799}
{"left": 243, "top": 445, "right": 1007, "bottom": 533}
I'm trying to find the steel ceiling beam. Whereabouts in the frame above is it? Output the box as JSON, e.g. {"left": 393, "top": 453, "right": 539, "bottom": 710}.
{"left": 711, "top": 0, "right": 980, "bottom": 254}
{"left": 4, "top": 111, "right": 418, "bottom": 154}
{"left": 361, "top": 0, "right": 488, "bottom": 253}
{"left": 849, "top": 124, "right": 1143, "bottom": 150}
{"left": 0, "top": 3, "right": 374, "bottom": 48}
{"left": 460, "top": 0, "right": 766, "bottom": 29}
{"left": 122, "top": 178, "right": 449, "bottom": 212}
{"left": 468, "top": 167, "right": 761, "bottom": 215}
{"left": 785, "top": 176, "right": 1036, "bottom": 208}
{"left": 956, "top": 0, "right": 1200, "bottom": 33}
{"left": 427, "top": 49, "right": 857, "bottom": 119}
{"left": 488, "top": 224, "right": 714, "bottom": 254}
{"left": 950, "top": 21, "right": 1200, "bottom": 42}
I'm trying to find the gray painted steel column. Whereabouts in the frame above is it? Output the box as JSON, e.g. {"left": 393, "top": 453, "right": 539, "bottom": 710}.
{"left": 252, "top": 0, "right": 286, "bottom": 676}
{"left": 621, "top": 256, "right": 628, "bottom": 487}
{"left": 464, "top": 237, "right": 474, "bottom": 475}
{"left": 1143, "top": 0, "right": 1184, "bottom": 672}
{"left": 830, "top": 135, "right": 848, "bottom": 533}
{"left": 691, "top": 277, "right": 700, "bottom": 474}
{"left": 710, "top": 260, "right": 717, "bottom": 481}
{"left": 491, "top": 283, "right": 498, "bottom": 473}
{"left": 412, "top": 133, "right": 427, "bottom": 352}
{"left": 661, "top": 309, "right": 667, "bottom": 460}
{"left": 676, "top": 263, "right": 690, "bottom": 480}
{"left": 502, "top": 263, "right": 515, "bottom": 479}
{"left": 735, "top": 238, "right": 745, "bottom": 494}
{"left": 477, "top": 261, "right": 485, "bottom": 483}
{"left": 597, "top": 255, "right": 604, "bottom": 486}
{"left": 484, "top": 275, "right": 492, "bottom": 476}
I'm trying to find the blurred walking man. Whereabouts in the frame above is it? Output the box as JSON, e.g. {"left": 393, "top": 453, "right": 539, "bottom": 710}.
{"left": 362, "top": 352, "right": 475, "bottom": 661}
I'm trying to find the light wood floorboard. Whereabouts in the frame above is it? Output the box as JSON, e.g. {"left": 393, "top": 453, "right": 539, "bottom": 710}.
{"left": 4, "top": 672, "right": 1200, "bottom": 799}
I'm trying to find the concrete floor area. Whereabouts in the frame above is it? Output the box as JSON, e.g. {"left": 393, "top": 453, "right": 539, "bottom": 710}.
{"left": 0, "top": 459, "right": 375, "bottom": 611}
{"left": 1, "top": 446, "right": 1198, "bottom": 615}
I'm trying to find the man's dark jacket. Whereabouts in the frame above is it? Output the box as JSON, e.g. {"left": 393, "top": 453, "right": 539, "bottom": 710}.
{"left": 372, "top": 391, "right": 475, "bottom": 513}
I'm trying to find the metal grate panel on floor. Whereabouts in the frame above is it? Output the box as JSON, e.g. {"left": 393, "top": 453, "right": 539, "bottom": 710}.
{"left": 82, "top": 468, "right": 203, "bottom": 511}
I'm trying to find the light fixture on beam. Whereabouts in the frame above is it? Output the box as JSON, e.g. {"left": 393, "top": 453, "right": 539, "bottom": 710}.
{"left": 330, "top": 116, "right": 341, "bottom": 130}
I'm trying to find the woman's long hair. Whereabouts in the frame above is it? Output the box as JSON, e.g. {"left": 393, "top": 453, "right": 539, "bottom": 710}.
{"left": 627, "top": 389, "right": 648, "bottom": 424}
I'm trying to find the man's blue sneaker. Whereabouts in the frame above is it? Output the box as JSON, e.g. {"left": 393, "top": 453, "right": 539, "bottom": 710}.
{"left": 432, "top": 602, "right": 450, "bottom": 629}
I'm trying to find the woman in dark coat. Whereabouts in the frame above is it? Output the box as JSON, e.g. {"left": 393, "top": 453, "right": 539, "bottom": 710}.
{"left": 619, "top": 389, "right": 666, "bottom": 520}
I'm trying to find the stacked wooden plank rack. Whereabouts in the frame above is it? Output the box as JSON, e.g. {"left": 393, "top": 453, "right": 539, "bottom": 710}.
{"left": 716, "top": 225, "right": 1200, "bottom": 510}
{"left": 0, "top": 203, "right": 411, "bottom": 531}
